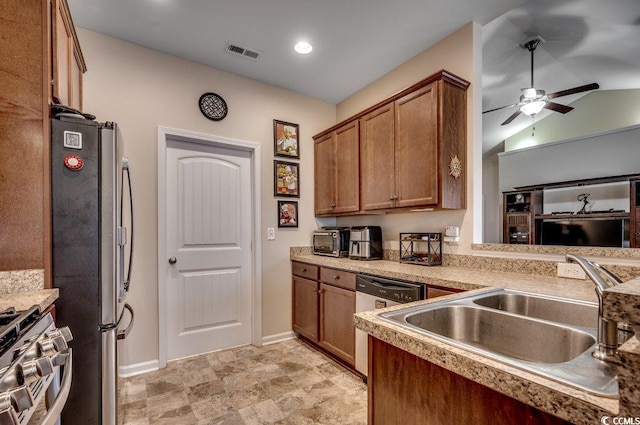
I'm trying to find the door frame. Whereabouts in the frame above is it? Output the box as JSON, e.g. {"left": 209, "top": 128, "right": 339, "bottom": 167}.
{"left": 157, "top": 126, "right": 262, "bottom": 367}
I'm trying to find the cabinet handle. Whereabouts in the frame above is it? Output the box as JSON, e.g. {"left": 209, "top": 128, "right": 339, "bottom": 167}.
{"left": 330, "top": 203, "right": 336, "bottom": 208}
{"left": 317, "top": 288, "right": 323, "bottom": 294}
{"left": 302, "top": 268, "right": 307, "bottom": 272}
{"left": 333, "top": 275, "right": 340, "bottom": 280}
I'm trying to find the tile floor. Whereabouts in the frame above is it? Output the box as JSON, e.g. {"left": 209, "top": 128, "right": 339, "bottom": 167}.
{"left": 121, "top": 338, "right": 367, "bottom": 424}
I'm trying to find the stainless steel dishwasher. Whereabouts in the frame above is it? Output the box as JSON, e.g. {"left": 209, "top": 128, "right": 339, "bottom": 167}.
{"left": 355, "top": 274, "right": 424, "bottom": 377}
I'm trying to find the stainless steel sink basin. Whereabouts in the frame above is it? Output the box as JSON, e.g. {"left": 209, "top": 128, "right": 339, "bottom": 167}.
{"left": 406, "top": 305, "right": 595, "bottom": 363}
{"left": 472, "top": 292, "right": 598, "bottom": 328}
{"left": 379, "top": 289, "right": 618, "bottom": 398}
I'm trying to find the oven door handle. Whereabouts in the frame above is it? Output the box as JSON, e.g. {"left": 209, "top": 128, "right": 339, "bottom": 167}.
{"left": 38, "top": 349, "right": 72, "bottom": 425}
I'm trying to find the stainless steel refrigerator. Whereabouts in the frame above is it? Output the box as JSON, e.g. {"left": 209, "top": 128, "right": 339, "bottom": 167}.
{"left": 51, "top": 113, "right": 134, "bottom": 425}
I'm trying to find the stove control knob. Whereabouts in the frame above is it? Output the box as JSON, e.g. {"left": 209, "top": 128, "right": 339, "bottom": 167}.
{"left": 37, "top": 338, "right": 56, "bottom": 357}
{"left": 8, "top": 387, "right": 34, "bottom": 413}
{"left": 47, "top": 326, "right": 73, "bottom": 344}
{"left": 19, "top": 357, "right": 54, "bottom": 383}
{"left": 0, "top": 386, "right": 34, "bottom": 413}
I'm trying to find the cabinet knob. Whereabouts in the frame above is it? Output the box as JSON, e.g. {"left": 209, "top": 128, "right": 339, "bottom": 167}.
{"left": 302, "top": 268, "right": 307, "bottom": 272}
{"left": 330, "top": 203, "right": 336, "bottom": 208}
{"left": 168, "top": 257, "right": 177, "bottom": 264}
{"left": 333, "top": 275, "right": 340, "bottom": 280}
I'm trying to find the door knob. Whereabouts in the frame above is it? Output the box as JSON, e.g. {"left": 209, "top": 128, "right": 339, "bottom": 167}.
{"left": 168, "top": 257, "right": 177, "bottom": 264}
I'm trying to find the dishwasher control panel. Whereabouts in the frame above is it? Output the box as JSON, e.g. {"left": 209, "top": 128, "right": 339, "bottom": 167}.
{"left": 356, "top": 274, "right": 424, "bottom": 303}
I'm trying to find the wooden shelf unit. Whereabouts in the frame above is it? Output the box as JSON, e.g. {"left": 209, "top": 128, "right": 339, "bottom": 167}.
{"left": 503, "top": 174, "right": 640, "bottom": 247}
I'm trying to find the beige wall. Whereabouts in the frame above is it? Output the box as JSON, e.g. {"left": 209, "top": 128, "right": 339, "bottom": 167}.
{"left": 335, "top": 23, "right": 478, "bottom": 253}
{"left": 77, "top": 29, "right": 336, "bottom": 367}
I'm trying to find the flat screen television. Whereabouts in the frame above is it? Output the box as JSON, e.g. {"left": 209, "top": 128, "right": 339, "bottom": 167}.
{"left": 541, "top": 218, "right": 629, "bottom": 248}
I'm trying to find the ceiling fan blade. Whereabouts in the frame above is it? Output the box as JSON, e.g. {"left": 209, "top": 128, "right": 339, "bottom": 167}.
{"left": 501, "top": 110, "right": 522, "bottom": 125}
{"left": 483, "top": 103, "right": 519, "bottom": 114}
{"left": 547, "top": 83, "right": 600, "bottom": 99}
{"left": 544, "top": 101, "right": 574, "bottom": 114}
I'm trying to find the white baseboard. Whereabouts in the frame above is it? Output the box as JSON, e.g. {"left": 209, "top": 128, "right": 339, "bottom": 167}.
{"left": 261, "top": 331, "right": 295, "bottom": 346}
{"left": 118, "top": 359, "right": 159, "bottom": 378}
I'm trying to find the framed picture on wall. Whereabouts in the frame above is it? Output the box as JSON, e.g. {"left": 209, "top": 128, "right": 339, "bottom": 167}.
{"left": 274, "top": 160, "right": 299, "bottom": 197}
{"left": 278, "top": 200, "right": 298, "bottom": 228}
{"left": 274, "top": 120, "right": 300, "bottom": 159}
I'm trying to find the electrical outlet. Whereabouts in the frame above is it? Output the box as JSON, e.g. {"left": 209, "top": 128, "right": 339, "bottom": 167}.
{"left": 557, "top": 262, "right": 586, "bottom": 280}
{"left": 267, "top": 227, "right": 275, "bottom": 240}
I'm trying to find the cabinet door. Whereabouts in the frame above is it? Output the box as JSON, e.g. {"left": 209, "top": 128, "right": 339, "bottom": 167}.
{"left": 51, "top": 0, "right": 84, "bottom": 109}
{"left": 333, "top": 121, "right": 360, "bottom": 214}
{"left": 319, "top": 283, "right": 356, "bottom": 365}
{"left": 394, "top": 84, "right": 439, "bottom": 208}
{"left": 314, "top": 133, "right": 336, "bottom": 215}
{"left": 360, "top": 104, "right": 395, "bottom": 210}
{"left": 292, "top": 276, "right": 319, "bottom": 342}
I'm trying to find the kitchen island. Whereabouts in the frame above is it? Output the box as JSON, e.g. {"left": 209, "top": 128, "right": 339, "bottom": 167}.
{"left": 290, "top": 251, "right": 639, "bottom": 424}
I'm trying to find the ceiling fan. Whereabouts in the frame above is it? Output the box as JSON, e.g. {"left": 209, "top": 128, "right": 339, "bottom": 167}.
{"left": 483, "top": 36, "right": 599, "bottom": 126}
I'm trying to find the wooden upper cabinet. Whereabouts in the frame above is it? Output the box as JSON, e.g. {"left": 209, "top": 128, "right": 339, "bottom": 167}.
{"left": 314, "top": 121, "right": 360, "bottom": 216}
{"left": 313, "top": 70, "right": 469, "bottom": 216}
{"left": 360, "top": 103, "right": 395, "bottom": 211}
{"left": 51, "top": 0, "right": 86, "bottom": 110}
{"left": 314, "top": 133, "right": 336, "bottom": 216}
{"left": 394, "top": 83, "right": 439, "bottom": 208}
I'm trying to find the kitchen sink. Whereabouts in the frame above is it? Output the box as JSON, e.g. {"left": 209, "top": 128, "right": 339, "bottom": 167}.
{"left": 405, "top": 305, "right": 595, "bottom": 363}
{"left": 379, "top": 289, "right": 618, "bottom": 397}
{"left": 472, "top": 291, "right": 598, "bottom": 328}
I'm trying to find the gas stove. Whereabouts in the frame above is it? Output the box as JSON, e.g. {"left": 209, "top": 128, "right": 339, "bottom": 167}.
{"left": 0, "top": 306, "right": 72, "bottom": 425}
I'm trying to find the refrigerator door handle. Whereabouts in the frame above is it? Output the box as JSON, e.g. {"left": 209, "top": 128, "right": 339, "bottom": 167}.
{"left": 120, "top": 159, "right": 134, "bottom": 291}
{"left": 117, "top": 303, "right": 134, "bottom": 340}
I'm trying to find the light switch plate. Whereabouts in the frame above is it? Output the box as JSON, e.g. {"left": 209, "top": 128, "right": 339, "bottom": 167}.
{"left": 267, "top": 228, "right": 275, "bottom": 240}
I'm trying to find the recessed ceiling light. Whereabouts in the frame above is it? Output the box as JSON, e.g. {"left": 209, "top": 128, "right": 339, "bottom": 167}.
{"left": 294, "top": 41, "right": 313, "bottom": 54}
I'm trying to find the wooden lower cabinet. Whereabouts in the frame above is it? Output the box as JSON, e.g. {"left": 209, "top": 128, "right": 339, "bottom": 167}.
{"left": 368, "top": 337, "right": 571, "bottom": 425}
{"left": 291, "top": 262, "right": 356, "bottom": 367}
{"left": 319, "top": 283, "right": 356, "bottom": 365}
{"left": 292, "top": 276, "right": 319, "bottom": 342}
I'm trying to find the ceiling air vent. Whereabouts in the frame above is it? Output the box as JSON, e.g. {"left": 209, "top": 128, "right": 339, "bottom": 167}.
{"left": 225, "top": 42, "right": 262, "bottom": 61}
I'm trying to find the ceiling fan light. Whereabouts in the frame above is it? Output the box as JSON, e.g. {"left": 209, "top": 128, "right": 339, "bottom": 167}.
{"left": 520, "top": 100, "right": 546, "bottom": 116}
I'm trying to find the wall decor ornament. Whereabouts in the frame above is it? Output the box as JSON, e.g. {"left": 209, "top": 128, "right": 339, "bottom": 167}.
{"left": 274, "top": 160, "right": 299, "bottom": 197}
{"left": 274, "top": 120, "right": 300, "bottom": 158}
{"left": 199, "top": 92, "right": 228, "bottom": 121}
{"left": 278, "top": 200, "right": 299, "bottom": 228}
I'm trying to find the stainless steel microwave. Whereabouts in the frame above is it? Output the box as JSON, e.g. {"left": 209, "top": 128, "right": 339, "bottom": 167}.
{"left": 312, "top": 227, "right": 350, "bottom": 257}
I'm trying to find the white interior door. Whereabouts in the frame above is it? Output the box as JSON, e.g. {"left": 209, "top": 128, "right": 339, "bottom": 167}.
{"left": 165, "top": 138, "right": 253, "bottom": 360}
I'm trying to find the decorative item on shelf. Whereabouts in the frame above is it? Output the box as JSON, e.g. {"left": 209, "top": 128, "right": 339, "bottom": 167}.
{"left": 399, "top": 233, "right": 442, "bottom": 266}
{"left": 278, "top": 200, "right": 298, "bottom": 228}
{"left": 274, "top": 160, "right": 299, "bottom": 197}
{"left": 199, "top": 92, "right": 228, "bottom": 121}
{"left": 576, "top": 193, "right": 591, "bottom": 214}
{"left": 274, "top": 120, "right": 300, "bottom": 159}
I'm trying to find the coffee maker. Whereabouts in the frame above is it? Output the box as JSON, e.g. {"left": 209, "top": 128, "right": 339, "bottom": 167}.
{"left": 349, "top": 226, "right": 383, "bottom": 260}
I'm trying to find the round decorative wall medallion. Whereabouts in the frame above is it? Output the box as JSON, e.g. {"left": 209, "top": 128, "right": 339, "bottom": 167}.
{"left": 199, "top": 92, "right": 228, "bottom": 121}
{"left": 448, "top": 154, "right": 462, "bottom": 179}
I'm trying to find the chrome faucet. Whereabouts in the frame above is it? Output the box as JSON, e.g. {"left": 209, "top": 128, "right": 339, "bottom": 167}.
{"left": 565, "top": 254, "right": 634, "bottom": 362}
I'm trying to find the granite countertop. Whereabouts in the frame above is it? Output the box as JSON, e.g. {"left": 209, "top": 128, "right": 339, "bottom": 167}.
{"left": 0, "top": 289, "right": 59, "bottom": 313}
{"left": 290, "top": 254, "right": 622, "bottom": 424}
{"left": 291, "top": 254, "right": 599, "bottom": 303}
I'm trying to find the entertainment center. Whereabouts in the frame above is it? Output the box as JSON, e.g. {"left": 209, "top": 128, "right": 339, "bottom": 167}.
{"left": 503, "top": 174, "right": 640, "bottom": 248}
